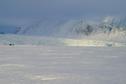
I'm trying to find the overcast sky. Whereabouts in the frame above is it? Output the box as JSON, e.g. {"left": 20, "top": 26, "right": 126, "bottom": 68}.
{"left": 0, "top": 0, "right": 126, "bottom": 25}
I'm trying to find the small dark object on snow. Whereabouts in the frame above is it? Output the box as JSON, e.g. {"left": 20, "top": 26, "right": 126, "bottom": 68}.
{"left": 9, "top": 43, "right": 15, "bottom": 46}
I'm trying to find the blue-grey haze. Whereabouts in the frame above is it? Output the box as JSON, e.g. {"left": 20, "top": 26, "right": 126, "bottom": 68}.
{"left": 0, "top": 0, "right": 126, "bottom": 32}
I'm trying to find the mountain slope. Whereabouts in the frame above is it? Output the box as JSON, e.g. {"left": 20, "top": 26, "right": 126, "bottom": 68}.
{"left": 15, "top": 16, "right": 126, "bottom": 37}
{"left": 1, "top": 16, "right": 126, "bottom": 43}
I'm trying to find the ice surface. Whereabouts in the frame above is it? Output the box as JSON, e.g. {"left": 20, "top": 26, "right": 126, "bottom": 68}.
{"left": 0, "top": 46, "right": 126, "bottom": 84}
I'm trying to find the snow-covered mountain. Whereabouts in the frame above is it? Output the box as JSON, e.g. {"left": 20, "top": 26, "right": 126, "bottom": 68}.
{"left": 0, "top": 16, "right": 126, "bottom": 37}
{"left": 1, "top": 16, "right": 126, "bottom": 46}
{"left": 14, "top": 16, "right": 126, "bottom": 37}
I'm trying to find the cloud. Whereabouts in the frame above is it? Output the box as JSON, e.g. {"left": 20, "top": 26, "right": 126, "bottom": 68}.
{"left": 0, "top": 0, "right": 126, "bottom": 20}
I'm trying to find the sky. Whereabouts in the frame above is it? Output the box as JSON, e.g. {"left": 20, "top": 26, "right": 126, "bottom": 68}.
{"left": 0, "top": 0, "right": 126, "bottom": 25}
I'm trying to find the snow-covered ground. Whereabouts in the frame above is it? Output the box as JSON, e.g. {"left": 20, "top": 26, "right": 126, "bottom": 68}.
{"left": 0, "top": 45, "right": 126, "bottom": 84}
{"left": 0, "top": 34, "right": 126, "bottom": 47}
